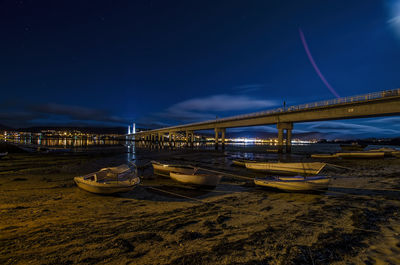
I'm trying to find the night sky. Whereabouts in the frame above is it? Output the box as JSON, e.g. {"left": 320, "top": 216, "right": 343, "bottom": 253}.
{"left": 1, "top": 0, "right": 400, "bottom": 138}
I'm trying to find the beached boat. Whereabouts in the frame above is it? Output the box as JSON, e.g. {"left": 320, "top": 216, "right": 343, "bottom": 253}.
{"left": 340, "top": 143, "right": 366, "bottom": 151}
{"left": 254, "top": 176, "right": 330, "bottom": 192}
{"left": 151, "top": 161, "right": 195, "bottom": 177}
{"left": 311, "top": 154, "right": 338, "bottom": 159}
{"left": 245, "top": 162, "right": 326, "bottom": 175}
{"left": 0, "top": 152, "right": 8, "bottom": 157}
{"left": 169, "top": 171, "right": 222, "bottom": 187}
{"left": 335, "top": 152, "right": 384, "bottom": 159}
{"left": 232, "top": 159, "right": 257, "bottom": 167}
{"left": 74, "top": 164, "right": 140, "bottom": 194}
{"left": 367, "top": 148, "right": 399, "bottom": 157}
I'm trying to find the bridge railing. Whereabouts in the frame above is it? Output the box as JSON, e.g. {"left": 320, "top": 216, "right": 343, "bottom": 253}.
{"left": 215, "top": 88, "right": 400, "bottom": 123}
{"left": 139, "top": 88, "right": 399, "bottom": 133}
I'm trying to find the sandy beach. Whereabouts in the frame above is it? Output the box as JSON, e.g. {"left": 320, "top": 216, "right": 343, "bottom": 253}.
{"left": 1, "top": 147, "right": 400, "bottom": 264}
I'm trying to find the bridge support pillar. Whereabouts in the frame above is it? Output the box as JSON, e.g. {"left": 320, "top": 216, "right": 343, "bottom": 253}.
{"left": 277, "top": 122, "right": 293, "bottom": 153}
{"left": 214, "top": 128, "right": 219, "bottom": 149}
{"left": 221, "top": 128, "right": 226, "bottom": 149}
{"left": 277, "top": 129, "right": 284, "bottom": 153}
{"left": 185, "top": 131, "right": 189, "bottom": 146}
{"left": 173, "top": 132, "right": 177, "bottom": 147}
{"left": 190, "top": 132, "right": 194, "bottom": 146}
{"left": 286, "top": 129, "right": 292, "bottom": 153}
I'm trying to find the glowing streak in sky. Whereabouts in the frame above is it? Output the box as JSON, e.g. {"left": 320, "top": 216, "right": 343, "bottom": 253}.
{"left": 299, "top": 28, "right": 340, "bottom": 98}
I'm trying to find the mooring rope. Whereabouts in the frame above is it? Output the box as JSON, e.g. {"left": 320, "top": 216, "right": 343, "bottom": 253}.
{"left": 325, "top": 163, "right": 354, "bottom": 170}
{"left": 192, "top": 166, "right": 254, "bottom": 181}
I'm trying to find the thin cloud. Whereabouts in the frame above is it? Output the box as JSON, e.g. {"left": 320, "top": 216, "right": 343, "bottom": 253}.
{"left": 0, "top": 103, "right": 128, "bottom": 128}
{"left": 150, "top": 94, "right": 278, "bottom": 124}
{"left": 386, "top": 1, "right": 400, "bottom": 39}
{"left": 306, "top": 121, "right": 400, "bottom": 135}
{"left": 362, "top": 117, "right": 400, "bottom": 125}
{"left": 233, "top": 84, "right": 266, "bottom": 93}
{"left": 30, "top": 103, "right": 127, "bottom": 123}
{"left": 228, "top": 125, "right": 277, "bottom": 133}
{"left": 170, "top": 94, "right": 277, "bottom": 112}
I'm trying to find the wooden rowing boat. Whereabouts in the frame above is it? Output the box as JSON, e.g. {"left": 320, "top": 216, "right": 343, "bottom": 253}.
{"left": 151, "top": 161, "right": 195, "bottom": 177}
{"left": 335, "top": 152, "right": 384, "bottom": 159}
{"left": 311, "top": 154, "right": 338, "bottom": 159}
{"left": 74, "top": 164, "right": 140, "bottom": 194}
{"left": 368, "top": 148, "right": 399, "bottom": 157}
{"left": 232, "top": 159, "right": 257, "bottom": 167}
{"left": 245, "top": 162, "right": 326, "bottom": 175}
{"left": 254, "top": 176, "right": 330, "bottom": 192}
{"left": 169, "top": 171, "right": 222, "bottom": 187}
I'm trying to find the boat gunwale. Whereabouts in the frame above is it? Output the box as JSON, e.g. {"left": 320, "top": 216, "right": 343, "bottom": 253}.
{"left": 245, "top": 162, "right": 326, "bottom": 175}
{"left": 151, "top": 161, "right": 195, "bottom": 170}
{"left": 169, "top": 171, "right": 222, "bottom": 186}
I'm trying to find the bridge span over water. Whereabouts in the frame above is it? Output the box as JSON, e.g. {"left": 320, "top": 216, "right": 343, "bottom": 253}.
{"left": 129, "top": 89, "right": 400, "bottom": 152}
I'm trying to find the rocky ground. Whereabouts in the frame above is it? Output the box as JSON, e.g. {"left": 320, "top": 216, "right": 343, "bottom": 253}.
{"left": 1, "top": 146, "right": 400, "bottom": 264}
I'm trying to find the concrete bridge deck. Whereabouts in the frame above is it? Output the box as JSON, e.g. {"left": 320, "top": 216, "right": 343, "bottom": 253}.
{"left": 129, "top": 89, "right": 400, "bottom": 152}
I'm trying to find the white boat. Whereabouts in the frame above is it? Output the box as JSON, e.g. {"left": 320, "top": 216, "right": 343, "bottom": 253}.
{"left": 151, "top": 161, "right": 195, "bottom": 177}
{"left": 169, "top": 171, "right": 222, "bottom": 187}
{"left": 367, "top": 148, "right": 399, "bottom": 157}
{"left": 0, "top": 152, "right": 8, "bottom": 157}
{"left": 254, "top": 176, "right": 330, "bottom": 192}
{"left": 232, "top": 159, "right": 257, "bottom": 167}
{"left": 74, "top": 164, "right": 140, "bottom": 194}
{"left": 335, "top": 152, "right": 384, "bottom": 159}
{"left": 245, "top": 162, "right": 326, "bottom": 175}
{"left": 311, "top": 154, "right": 338, "bottom": 159}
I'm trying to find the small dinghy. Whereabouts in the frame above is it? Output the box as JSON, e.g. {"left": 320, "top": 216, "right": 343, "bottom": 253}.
{"left": 74, "top": 164, "right": 140, "bottom": 194}
{"left": 151, "top": 161, "right": 195, "bottom": 177}
{"left": 169, "top": 170, "right": 222, "bottom": 187}
{"left": 254, "top": 176, "right": 330, "bottom": 192}
{"left": 367, "top": 148, "right": 399, "bottom": 157}
{"left": 335, "top": 152, "right": 384, "bottom": 159}
{"left": 311, "top": 154, "right": 337, "bottom": 159}
{"left": 0, "top": 152, "right": 8, "bottom": 158}
{"left": 245, "top": 162, "right": 326, "bottom": 176}
{"left": 232, "top": 159, "right": 257, "bottom": 167}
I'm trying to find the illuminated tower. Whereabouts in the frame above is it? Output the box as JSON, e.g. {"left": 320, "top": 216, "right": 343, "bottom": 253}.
{"left": 132, "top": 123, "right": 136, "bottom": 134}
{"left": 128, "top": 125, "right": 131, "bottom": 134}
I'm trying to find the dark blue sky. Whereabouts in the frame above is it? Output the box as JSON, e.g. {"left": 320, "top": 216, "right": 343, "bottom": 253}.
{"left": 1, "top": 0, "right": 400, "bottom": 138}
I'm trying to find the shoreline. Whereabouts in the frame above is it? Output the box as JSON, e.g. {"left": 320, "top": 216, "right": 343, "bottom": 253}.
{"left": 1, "top": 148, "right": 400, "bottom": 264}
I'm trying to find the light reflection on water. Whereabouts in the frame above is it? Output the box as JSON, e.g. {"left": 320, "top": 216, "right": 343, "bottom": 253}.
{"left": 3, "top": 136, "right": 398, "bottom": 157}
{"left": 4, "top": 136, "right": 123, "bottom": 148}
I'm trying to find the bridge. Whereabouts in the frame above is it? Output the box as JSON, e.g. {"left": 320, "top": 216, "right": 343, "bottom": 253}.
{"left": 128, "top": 89, "right": 400, "bottom": 152}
